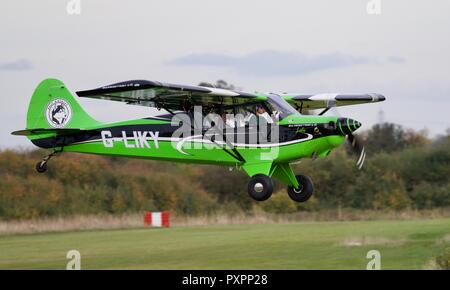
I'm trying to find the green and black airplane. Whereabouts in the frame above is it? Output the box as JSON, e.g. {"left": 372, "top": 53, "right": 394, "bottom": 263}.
{"left": 12, "top": 79, "right": 385, "bottom": 202}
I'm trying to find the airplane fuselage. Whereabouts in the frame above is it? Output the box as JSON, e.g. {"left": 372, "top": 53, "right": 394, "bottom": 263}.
{"left": 30, "top": 114, "right": 349, "bottom": 166}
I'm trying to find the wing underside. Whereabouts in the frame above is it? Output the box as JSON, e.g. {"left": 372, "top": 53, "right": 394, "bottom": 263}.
{"left": 283, "top": 93, "right": 386, "bottom": 111}
{"left": 76, "top": 80, "right": 263, "bottom": 111}
{"left": 76, "top": 80, "right": 385, "bottom": 112}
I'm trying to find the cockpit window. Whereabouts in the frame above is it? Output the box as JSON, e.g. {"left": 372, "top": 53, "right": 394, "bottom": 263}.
{"left": 199, "top": 94, "right": 299, "bottom": 129}
{"left": 266, "top": 94, "right": 300, "bottom": 120}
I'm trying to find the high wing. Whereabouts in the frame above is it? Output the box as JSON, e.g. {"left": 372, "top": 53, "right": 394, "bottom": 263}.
{"left": 76, "top": 80, "right": 265, "bottom": 112}
{"left": 281, "top": 93, "right": 386, "bottom": 112}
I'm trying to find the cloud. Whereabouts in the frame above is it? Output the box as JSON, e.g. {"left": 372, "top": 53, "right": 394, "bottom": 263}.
{"left": 387, "top": 56, "right": 407, "bottom": 64}
{"left": 0, "top": 59, "right": 33, "bottom": 71}
{"left": 169, "top": 50, "right": 393, "bottom": 76}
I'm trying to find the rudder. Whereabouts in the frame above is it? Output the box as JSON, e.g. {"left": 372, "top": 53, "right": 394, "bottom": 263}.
{"left": 26, "top": 78, "right": 100, "bottom": 130}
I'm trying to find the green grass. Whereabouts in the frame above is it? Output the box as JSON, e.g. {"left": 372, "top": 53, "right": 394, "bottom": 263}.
{"left": 0, "top": 219, "right": 449, "bottom": 269}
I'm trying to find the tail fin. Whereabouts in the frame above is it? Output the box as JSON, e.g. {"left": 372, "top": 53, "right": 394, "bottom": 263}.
{"left": 26, "top": 78, "right": 100, "bottom": 130}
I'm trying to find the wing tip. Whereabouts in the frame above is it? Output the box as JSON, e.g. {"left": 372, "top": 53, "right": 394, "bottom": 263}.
{"left": 370, "top": 93, "right": 386, "bottom": 102}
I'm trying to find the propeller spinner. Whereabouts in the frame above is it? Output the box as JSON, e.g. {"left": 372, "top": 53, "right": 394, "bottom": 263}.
{"left": 335, "top": 117, "right": 366, "bottom": 170}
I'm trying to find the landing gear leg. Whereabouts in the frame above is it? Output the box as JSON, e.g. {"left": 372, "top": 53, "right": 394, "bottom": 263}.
{"left": 35, "top": 148, "right": 62, "bottom": 173}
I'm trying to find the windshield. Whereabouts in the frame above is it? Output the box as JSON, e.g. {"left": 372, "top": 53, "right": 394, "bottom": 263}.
{"left": 185, "top": 94, "right": 299, "bottom": 129}
{"left": 266, "top": 94, "right": 300, "bottom": 120}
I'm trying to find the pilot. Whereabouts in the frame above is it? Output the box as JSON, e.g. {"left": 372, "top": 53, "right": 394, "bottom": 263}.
{"left": 247, "top": 104, "right": 273, "bottom": 126}
{"left": 255, "top": 104, "right": 273, "bottom": 124}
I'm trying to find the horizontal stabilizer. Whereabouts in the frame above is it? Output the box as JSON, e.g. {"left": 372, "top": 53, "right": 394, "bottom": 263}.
{"left": 11, "top": 128, "right": 82, "bottom": 136}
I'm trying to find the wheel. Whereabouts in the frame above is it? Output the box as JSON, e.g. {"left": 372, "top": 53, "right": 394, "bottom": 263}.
{"left": 35, "top": 161, "right": 47, "bottom": 173}
{"left": 287, "top": 175, "right": 314, "bottom": 202}
{"left": 247, "top": 174, "right": 273, "bottom": 201}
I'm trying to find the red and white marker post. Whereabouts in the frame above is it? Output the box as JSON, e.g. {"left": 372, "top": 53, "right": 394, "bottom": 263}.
{"left": 144, "top": 211, "right": 170, "bottom": 228}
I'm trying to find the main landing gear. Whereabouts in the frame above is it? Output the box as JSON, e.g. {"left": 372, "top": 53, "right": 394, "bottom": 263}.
{"left": 287, "top": 175, "right": 314, "bottom": 202}
{"left": 247, "top": 174, "right": 274, "bottom": 201}
{"left": 247, "top": 174, "right": 314, "bottom": 203}
{"left": 35, "top": 149, "right": 62, "bottom": 173}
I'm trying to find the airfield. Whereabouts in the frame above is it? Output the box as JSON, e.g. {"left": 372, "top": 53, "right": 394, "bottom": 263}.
{"left": 0, "top": 218, "right": 449, "bottom": 269}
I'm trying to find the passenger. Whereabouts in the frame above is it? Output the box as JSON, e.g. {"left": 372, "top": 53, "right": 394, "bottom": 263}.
{"left": 221, "top": 112, "right": 235, "bottom": 128}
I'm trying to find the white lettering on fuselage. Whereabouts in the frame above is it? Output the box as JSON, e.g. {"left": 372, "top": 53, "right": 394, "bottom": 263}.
{"left": 101, "top": 130, "right": 114, "bottom": 147}
{"left": 101, "top": 130, "right": 159, "bottom": 149}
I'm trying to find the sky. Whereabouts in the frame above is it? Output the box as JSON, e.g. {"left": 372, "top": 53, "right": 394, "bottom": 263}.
{"left": 1, "top": 0, "right": 449, "bottom": 148}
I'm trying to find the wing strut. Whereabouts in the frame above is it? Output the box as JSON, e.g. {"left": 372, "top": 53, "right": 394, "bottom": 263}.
{"left": 203, "top": 115, "right": 246, "bottom": 163}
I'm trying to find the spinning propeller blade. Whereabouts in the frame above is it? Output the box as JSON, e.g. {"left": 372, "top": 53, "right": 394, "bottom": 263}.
{"left": 346, "top": 133, "right": 366, "bottom": 170}
{"left": 330, "top": 108, "right": 366, "bottom": 170}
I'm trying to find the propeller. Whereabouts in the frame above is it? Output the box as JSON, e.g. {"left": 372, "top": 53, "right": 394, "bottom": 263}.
{"left": 346, "top": 133, "right": 366, "bottom": 170}
{"left": 330, "top": 107, "right": 366, "bottom": 170}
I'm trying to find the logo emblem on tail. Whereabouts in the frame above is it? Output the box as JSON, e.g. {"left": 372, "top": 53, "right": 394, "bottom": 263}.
{"left": 46, "top": 99, "right": 72, "bottom": 128}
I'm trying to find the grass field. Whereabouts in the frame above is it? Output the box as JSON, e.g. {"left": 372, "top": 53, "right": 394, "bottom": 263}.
{"left": 0, "top": 218, "right": 449, "bottom": 269}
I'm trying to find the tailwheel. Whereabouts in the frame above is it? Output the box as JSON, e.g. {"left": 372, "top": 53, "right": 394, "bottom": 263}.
{"left": 35, "top": 149, "right": 62, "bottom": 173}
{"left": 287, "top": 175, "right": 314, "bottom": 202}
{"left": 247, "top": 174, "right": 273, "bottom": 201}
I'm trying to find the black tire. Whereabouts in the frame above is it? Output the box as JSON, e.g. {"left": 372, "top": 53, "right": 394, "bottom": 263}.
{"left": 247, "top": 174, "right": 273, "bottom": 201}
{"left": 287, "top": 175, "right": 314, "bottom": 202}
{"left": 35, "top": 161, "right": 47, "bottom": 173}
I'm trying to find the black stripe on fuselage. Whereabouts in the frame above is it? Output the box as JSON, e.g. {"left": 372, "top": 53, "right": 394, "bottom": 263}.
{"left": 30, "top": 120, "right": 339, "bottom": 149}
